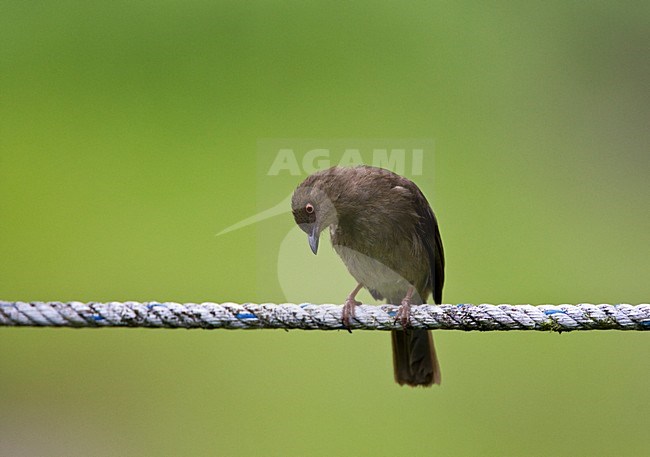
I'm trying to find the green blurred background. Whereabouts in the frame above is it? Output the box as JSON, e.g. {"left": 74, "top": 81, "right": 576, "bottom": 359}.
{"left": 1, "top": 2, "right": 648, "bottom": 456}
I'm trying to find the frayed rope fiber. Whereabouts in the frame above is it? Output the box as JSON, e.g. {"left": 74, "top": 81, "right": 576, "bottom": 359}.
{"left": 1, "top": 301, "right": 649, "bottom": 331}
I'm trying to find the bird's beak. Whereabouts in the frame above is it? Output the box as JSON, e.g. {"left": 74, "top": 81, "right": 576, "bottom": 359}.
{"left": 308, "top": 224, "right": 320, "bottom": 255}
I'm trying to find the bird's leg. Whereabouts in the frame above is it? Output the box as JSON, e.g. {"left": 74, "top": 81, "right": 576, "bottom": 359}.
{"left": 342, "top": 283, "right": 363, "bottom": 328}
{"left": 396, "top": 286, "right": 415, "bottom": 328}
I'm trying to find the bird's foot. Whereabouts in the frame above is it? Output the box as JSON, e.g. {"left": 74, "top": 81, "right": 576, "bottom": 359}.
{"left": 342, "top": 297, "right": 361, "bottom": 330}
{"left": 396, "top": 298, "right": 412, "bottom": 328}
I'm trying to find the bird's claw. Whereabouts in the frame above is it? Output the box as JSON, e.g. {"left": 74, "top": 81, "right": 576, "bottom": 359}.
{"left": 396, "top": 298, "right": 412, "bottom": 328}
{"left": 342, "top": 297, "right": 361, "bottom": 330}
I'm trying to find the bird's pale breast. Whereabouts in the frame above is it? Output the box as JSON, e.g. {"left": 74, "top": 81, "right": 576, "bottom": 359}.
{"left": 331, "top": 223, "right": 429, "bottom": 304}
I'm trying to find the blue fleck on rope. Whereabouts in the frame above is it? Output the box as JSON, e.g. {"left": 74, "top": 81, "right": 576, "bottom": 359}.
{"left": 0, "top": 301, "right": 648, "bottom": 331}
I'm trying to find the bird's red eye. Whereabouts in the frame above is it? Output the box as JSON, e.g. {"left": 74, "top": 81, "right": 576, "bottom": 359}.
{"left": 305, "top": 203, "right": 314, "bottom": 214}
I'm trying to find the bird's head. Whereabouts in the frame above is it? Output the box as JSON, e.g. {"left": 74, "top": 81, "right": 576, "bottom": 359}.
{"left": 291, "top": 183, "right": 338, "bottom": 255}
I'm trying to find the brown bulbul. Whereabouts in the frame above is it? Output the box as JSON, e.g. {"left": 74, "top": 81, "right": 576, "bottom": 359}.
{"left": 291, "top": 165, "right": 444, "bottom": 386}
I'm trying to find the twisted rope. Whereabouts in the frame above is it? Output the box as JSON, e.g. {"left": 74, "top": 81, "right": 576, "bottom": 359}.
{"left": 1, "top": 301, "right": 648, "bottom": 331}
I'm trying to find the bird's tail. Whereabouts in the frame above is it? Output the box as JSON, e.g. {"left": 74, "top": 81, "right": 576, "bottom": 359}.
{"left": 391, "top": 329, "right": 441, "bottom": 387}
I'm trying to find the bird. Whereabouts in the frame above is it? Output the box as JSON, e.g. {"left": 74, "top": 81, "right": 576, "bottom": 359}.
{"left": 291, "top": 165, "right": 444, "bottom": 386}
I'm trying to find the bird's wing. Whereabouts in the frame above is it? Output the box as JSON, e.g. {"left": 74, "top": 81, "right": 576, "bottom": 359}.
{"left": 409, "top": 184, "right": 445, "bottom": 304}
